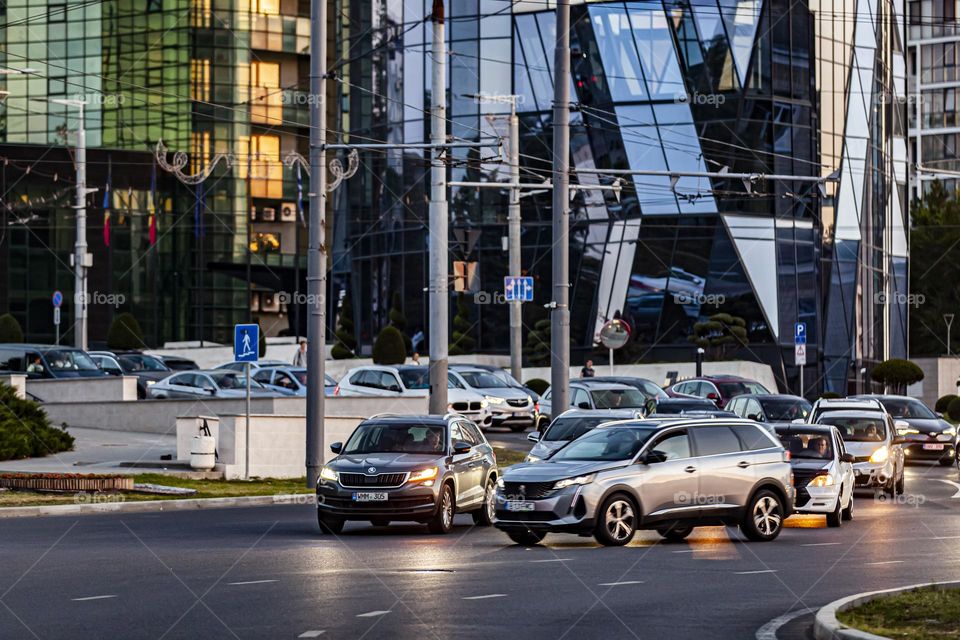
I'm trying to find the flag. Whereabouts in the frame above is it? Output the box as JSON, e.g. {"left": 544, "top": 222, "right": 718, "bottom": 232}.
{"left": 102, "top": 156, "right": 112, "bottom": 247}
{"left": 296, "top": 162, "right": 306, "bottom": 227}
{"left": 193, "top": 181, "right": 205, "bottom": 238}
{"left": 148, "top": 160, "right": 157, "bottom": 245}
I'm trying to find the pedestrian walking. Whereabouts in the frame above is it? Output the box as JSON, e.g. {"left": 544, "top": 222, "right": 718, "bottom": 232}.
{"left": 580, "top": 359, "right": 595, "bottom": 378}
{"left": 293, "top": 339, "right": 308, "bottom": 367}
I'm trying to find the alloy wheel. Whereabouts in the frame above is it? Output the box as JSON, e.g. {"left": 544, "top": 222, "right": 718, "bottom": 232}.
{"left": 753, "top": 496, "right": 782, "bottom": 536}
{"left": 604, "top": 499, "right": 635, "bottom": 541}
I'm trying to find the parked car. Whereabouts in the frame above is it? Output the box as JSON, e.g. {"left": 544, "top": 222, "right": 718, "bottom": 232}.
{"left": 450, "top": 363, "right": 539, "bottom": 401}
{"left": 0, "top": 343, "right": 106, "bottom": 379}
{"left": 808, "top": 397, "right": 886, "bottom": 424}
{"left": 252, "top": 366, "right": 337, "bottom": 397}
{"left": 812, "top": 408, "right": 905, "bottom": 495}
{"left": 315, "top": 414, "right": 498, "bottom": 534}
{"left": 335, "top": 365, "right": 491, "bottom": 426}
{"left": 644, "top": 396, "right": 725, "bottom": 416}
{"left": 538, "top": 380, "right": 647, "bottom": 421}
{"left": 153, "top": 354, "right": 199, "bottom": 371}
{"left": 772, "top": 423, "right": 855, "bottom": 527}
{"left": 148, "top": 370, "right": 287, "bottom": 399}
{"left": 495, "top": 418, "right": 794, "bottom": 546}
{"left": 664, "top": 375, "right": 770, "bottom": 408}
{"left": 587, "top": 376, "right": 669, "bottom": 402}
{"left": 525, "top": 409, "right": 645, "bottom": 462}
{"left": 449, "top": 368, "right": 535, "bottom": 432}
{"left": 727, "top": 394, "right": 812, "bottom": 423}
{"left": 216, "top": 360, "right": 289, "bottom": 372}
{"left": 852, "top": 395, "right": 957, "bottom": 466}
{"left": 89, "top": 351, "right": 172, "bottom": 399}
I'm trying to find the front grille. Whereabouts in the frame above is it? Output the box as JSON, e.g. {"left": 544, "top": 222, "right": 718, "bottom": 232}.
{"left": 507, "top": 398, "right": 529, "bottom": 408}
{"left": 792, "top": 469, "right": 825, "bottom": 487}
{"left": 452, "top": 402, "right": 481, "bottom": 413}
{"left": 338, "top": 473, "right": 406, "bottom": 488}
{"left": 854, "top": 456, "right": 871, "bottom": 463}
{"left": 502, "top": 481, "right": 556, "bottom": 500}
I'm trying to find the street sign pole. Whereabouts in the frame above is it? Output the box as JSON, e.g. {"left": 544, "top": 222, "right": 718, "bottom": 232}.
{"left": 795, "top": 322, "right": 807, "bottom": 397}
{"left": 52, "top": 291, "right": 63, "bottom": 346}
{"left": 245, "top": 361, "right": 251, "bottom": 480}
{"left": 234, "top": 323, "right": 258, "bottom": 481}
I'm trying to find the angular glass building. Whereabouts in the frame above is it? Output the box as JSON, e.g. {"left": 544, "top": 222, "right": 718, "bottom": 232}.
{"left": 337, "top": 0, "right": 908, "bottom": 394}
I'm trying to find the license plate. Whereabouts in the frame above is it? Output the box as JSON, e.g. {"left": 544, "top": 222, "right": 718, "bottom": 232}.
{"left": 505, "top": 500, "right": 535, "bottom": 512}
{"left": 352, "top": 492, "right": 388, "bottom": 502}
{"left": 923, "top": 444, "right": 945, "bottom": 451}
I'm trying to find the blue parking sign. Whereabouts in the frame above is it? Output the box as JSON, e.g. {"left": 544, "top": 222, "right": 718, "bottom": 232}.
{"left": 234, "top": 324, "right": 259, "bottom": 362}
{"left": 504, "top": 276, "right": 534, "bottom": 302}
{"left": 794, "top": 322, "right": 806, "bottom": 345}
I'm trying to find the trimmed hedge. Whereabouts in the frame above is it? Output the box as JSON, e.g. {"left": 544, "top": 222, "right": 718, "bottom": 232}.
{"left": 936, "top": 395, "right": 958, "bottom": 414}
{"left": 0, "top": 313, "right": 24, "bottom": 343}
{"left": 372, "top": 325, "right": 407, "bottom": 365}
{"left": 525, "top": 378, "right": 550, "bottom": 396}
{"left": 0, "top": 383, "right": 74, "bottom": 461}
{"left": 819, "top": 391, "right": 842, "bottom": 400}
{"left": 106, "top": 312, "right": 145, "bottom": 350}
{"left": 870, "top": 359, "right": 924, "bottom": 392}
{"left": 948, "top": 397, "right": 960, "bottom": 422}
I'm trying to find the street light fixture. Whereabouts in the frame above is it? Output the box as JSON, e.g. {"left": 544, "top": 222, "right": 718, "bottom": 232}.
{"left": 945, "top": 314, "right": 955, "bottom": 356}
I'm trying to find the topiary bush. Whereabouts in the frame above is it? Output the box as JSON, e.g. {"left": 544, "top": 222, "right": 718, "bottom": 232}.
{"left": 525, "top": 378, "right": 550, "bottom": 396}
{"left": 332, "top": 292, "right": 358, "bottom": 359}
{"left": 947, "top": 397, "right": 960, "bottom": 422}
{"left": 106, "top": 312, "right": 145, "bottom": 350}
{"left": 935, "top": 394, "right": 958, "bottom": 414}
{"left": 870, "top": 358, "right": 924, "bottom": 394}
{"left": 0, "top": 313, "right": 24, "bottom": 343}
{"left": 372, "top": 325, "right": 407, "bottom": 365}
{"left": 0, "top": 383, "right": 74, "bottom": 461}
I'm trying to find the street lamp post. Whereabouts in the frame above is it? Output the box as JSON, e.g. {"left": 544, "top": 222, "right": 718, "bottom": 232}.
{"left": 945, "top": 314, "right": 955, "bottom": 356}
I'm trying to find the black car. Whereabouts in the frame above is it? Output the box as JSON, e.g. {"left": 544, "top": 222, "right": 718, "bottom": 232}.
{"left": 645, "top": 396, "right": 723, "bottom": 416}
{"left": 853, "top": 395, "right": 957, "bottom": 465}
{"left": 587, "top": 376, "right": 670, "bottom": 401}
{"left": 0, "top": 343, "right": 106, "bottom": 379}
{"left": 316, "top": 415, "right": 498, "bottom": 534}
{"left": 154, "top": 354, "right": 199, "bottom": 371}
{"left": 89, "top": 350, "right": 172, "bottom": 399}
{"left": 727, "top": 394, "right": 812, "bottom": 423}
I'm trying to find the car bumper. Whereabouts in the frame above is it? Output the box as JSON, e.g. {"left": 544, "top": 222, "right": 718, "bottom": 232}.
{"left": 490, "top": 409, "right": 536, "bottom": 427}
{"left": 492, "top": 486, "right": 592, "bottom": 533}
{"left": 853, "top": 461, "right": 895, "bottom": 488}
{"left": 902, "top": 441, "right": 955, "bottom": 460}
{"left": 795, "top": 484, "right": 842, "bottom": 514}
{"left": 316, "top": 482, "right": 438, "bottom": 521}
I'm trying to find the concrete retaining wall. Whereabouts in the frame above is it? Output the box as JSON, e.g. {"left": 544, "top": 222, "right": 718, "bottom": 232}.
{"left": 26, "top": 376, "right": 139, "bottom": 402}
{"left": 0, "top": 374, "right": 27, "bottom": 399}
{"left": 911, "top": 358, "right": 960, "bottom": 408}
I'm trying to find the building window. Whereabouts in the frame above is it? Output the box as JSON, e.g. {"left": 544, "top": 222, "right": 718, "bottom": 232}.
{"left": 240, "top": 134, "right": 283, "bottom": 199}
{"left": 190, "top": 59, "right": 210, "bottom": 102}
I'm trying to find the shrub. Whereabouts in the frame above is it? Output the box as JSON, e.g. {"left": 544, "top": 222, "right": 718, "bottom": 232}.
{"left": 372, "top": 325, "right": 406, "bottom": 365}
{"left": 106, "top": 312, "right": 145, "bottom": 350}
{"left": 449, "top": 294, "right": 475, "bottom": 355}
{"left": 389, "top": 291, "right": 412, "bottom": 354}
{"left": 0, "top": 383, "right": 74, "bottom": 461}
{"left": 870, "top": 359, "right": 924, "bottom": 393}
{"left": 525, "top": 378, "right": 550, "bottom": 396}
{"left": 332, "top": 292, "right": 358, "bottom": 359}
{"left": 947, "top": 397, "right": 960, "bottom": 422}
{"left": 0, "top": 314, "right": 24, "bottom": 343}
{"left": 936, "top": 394, "right": 958, "bottom": 413}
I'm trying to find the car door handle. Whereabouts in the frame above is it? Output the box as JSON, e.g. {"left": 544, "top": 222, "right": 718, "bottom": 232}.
{"left": 737, "top": 461, "right": 751, "bottom": 468}
{"left": 684, "top": 466, "right": 696, "bottom": 473}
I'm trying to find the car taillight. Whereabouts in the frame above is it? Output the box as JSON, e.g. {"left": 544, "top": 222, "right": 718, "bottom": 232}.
{"left": 782, "top": 450, "right": 791, "bottom": 462}
{"left": 333, "top": 385, "right": 340, "bottom": 395}
{"left": 535, "top": 402, "right": 540, "bottom": 412}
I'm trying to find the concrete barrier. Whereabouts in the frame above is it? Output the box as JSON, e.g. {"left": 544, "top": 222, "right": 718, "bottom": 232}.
{"left": 26, "top": 376, "right": 139, "bottom": 402}
{"left": 0, "top": 374, "right": 27, "bottom": 399}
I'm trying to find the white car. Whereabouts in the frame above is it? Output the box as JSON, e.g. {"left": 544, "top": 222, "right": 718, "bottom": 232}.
{"left": 449, "top": 368, "right": 536, "bottom": 432}
{"left": 772, "top": 423, "right": 855, "bottom": 526}
{"left": 335, "top": 364, "right": 492, "bottom": 426}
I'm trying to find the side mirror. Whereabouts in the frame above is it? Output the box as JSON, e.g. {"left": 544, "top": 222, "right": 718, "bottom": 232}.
{"left": 936, "top": 411, "right": 944, "bottom": 418}
{"left": 891, "top": 436, "right": 906, "bottom": 445}
{"left": 330, "top": 442, "right": 343, "bottom": 454}
{"left": 706, "top": 392, "right": 719, "bottom": 400}
{"left": 527, "top": 432, "right": 541, "bottom": 443}
{"left": 452, "top": 441, "right": 472, "bottom": 455}
{"left": 387, "top": 384, "right": 401, "bottom": 393}
{"left": 207, "top": 387, "right": 217, "bottom": 395}
{"left": 840, "top": 453, "right": 855, "bottom": 463}
{"left": 894, "top": 420, "right": 910, "bottom": 432}
{"left": 747, "top": 413, "right": 760, "bottom": 421}
{"left": 640, "top": 450, "right": 668, "bottom": 465}
{"left": 577, "top": 401, "right": 591, "bottom": 409}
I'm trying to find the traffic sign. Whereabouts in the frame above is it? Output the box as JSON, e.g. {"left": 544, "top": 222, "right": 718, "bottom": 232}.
{"left": 52, "top": 291, "right": 63, "bottom": 308}
{"left": 504, "top": 276, "right": 534, "bottom": 302}
{"left": 794, "top": 342, "right": 807, "bottom": 366}
{"left": 794, "top": 322, "right": 806, "bottom": 345}
{"left": 234, "top": 324, "right": 259, "bottom": 362}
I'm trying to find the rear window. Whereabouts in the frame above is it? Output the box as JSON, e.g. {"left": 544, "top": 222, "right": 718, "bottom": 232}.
{"left": 733, "top": 424, "right": 777, "bottom": 451}
{"left": 542, "top": 416, "right": 615, "bottom": 442}
{"left": 757, "top": 397, "right": 812, "bottom": 421}
{"left": 692, "top": 426, "right": 742, "bottom": 456}
{"left": 590, "top": 388, "right": 646, "bottom": 409}
{"left": 656, "top": 400, "right": 716, "bottom": 414}
{"left": 717, "top": 381, "right": 770, "bottom": 397}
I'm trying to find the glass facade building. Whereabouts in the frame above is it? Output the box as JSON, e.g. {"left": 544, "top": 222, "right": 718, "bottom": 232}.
{"left": 338, "top": 0, "right": 908, "bottom": 394}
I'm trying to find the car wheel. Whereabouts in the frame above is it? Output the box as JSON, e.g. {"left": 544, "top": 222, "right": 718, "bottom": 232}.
{"left": 895, "top": 470, "right": 905, "bottom": 494}
{"left": 317, "top": 511, "right": 344, "bottom": 535}
{"left": 509, "top": 424, "right": 527, "bottom": 433}
{"left": 594, "top": 494, "right": 637, "bottom": 547}
{"left": 940, "top": 456, "right": 954, "bottom": 467}
{"left": 740, "top": 490, "right": 784, "bottom": 542}
{"left": 472, "top": 478, "right": 496, "bottom": 527}
{"left": 656, "top": 525, "right": 693, "bottom": 542}
{"left": 826, "top": 497, "right": 842, "bottom": 528}
{"left": 507, "top": 529, "right": 546, "bottom": 546}
{"left": 841, "top": 493, "right": 853, "bottom": 521}
{"left": 427, "top": 484, "right": 455, "bottom": 534}
{"left": 137, "top": 385, "right": 147, "bottom": 400}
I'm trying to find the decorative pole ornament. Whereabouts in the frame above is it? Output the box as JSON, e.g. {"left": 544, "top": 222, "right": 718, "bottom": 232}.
{"left": 155, "top": 139, "right": 234, "bottom": 185}
{"left": 283, "top": 149, "right": 359, "bottom": 192}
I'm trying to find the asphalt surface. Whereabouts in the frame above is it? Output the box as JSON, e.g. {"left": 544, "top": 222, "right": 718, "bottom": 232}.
{"left": 2, "top": 462, "right": 960, "bottom": 640}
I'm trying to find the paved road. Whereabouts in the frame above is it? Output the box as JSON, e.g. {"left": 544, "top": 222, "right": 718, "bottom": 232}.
{"left": 2, "top": 462, "right": 959, "bottom": 640}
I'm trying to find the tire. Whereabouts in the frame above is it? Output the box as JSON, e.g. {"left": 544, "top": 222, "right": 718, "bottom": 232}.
{"left": 656, "top": 525, "right": 693, "bottom": 542}
{"left": 940, "top": 456, "right": 954, "bottom": 467}
{"left": 427, "top": 484, "right": 455, "bottom": 534}
{"left": 594, "top": 494, "right": 638, "bottom": 546}
{"left": 740, "top": 490, "right": 785, "bottom": 542}
{"left": 841, "top": 493, "right": 853, "bottom": 521}
{"left": 826, "top": 497, "right": 842, "bottom": 528}
{"left": 895, "top": 470, "right": 905, "bottom": 494}
{"left": 883, "top": 476, "right": 895, "bottom": 497}
{"left": 507, "top": 529, "right": 546, "bottom": 546}
{"left": 317, "top": 511, "right": 344, "bottom": 534}
{"left": 471, "top": 478, "right": 496, "bottom": 527}
{"left": 509, "top": 424, "right": 528, "bottom": 433}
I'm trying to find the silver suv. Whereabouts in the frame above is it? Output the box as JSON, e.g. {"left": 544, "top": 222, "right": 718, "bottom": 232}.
{"left": 495, "top": 418, "right": 794, "bottom": 546}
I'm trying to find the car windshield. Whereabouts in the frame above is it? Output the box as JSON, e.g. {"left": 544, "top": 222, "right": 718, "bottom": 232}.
{"left": 118, "top": 354, "right": 169, "bottom": 372}
{"left": 824, "top": 417, "right": 888, "bottom": 442}
{"left": 398, "top": 368, "right": 430, "bottom": 389}
{"left": 210, "top": 372, "right": 263, "bottom": 389}
{"left": 759, "top": 398, "right": 812, "bottom": 421}
{"left": 779, "top": 432, "right": 834, "bottom": 459}
{"left": 879, "top": 398, "right": 936, "bottom": 419}
{"left": 42, "top": 349, "right": 99, "bottom": 372}
{"left": 655, "top": 400, "right": 716, "bottom": 414}
{"left": 343, "top": 424, "right": 446, "bottom": 455}
{"left": 590, "top": 388, "right": 646, "bottom": 409}
{"left": 460, "top": 371, "right": 509, "bottom": 389}
{"left": 490, "top": 369, "right": 523, "bottom": 387}
{"left": 543, "top": 416, "right": 618, "bottom": 442}
{"left": 550, "top": 427, "right": 656, "bottom": 461}
{"left": 636, "top": 380, "right": 669, "bottom": 399}
{"left": 717, "top": 381, "right": 770, "bottom": 397}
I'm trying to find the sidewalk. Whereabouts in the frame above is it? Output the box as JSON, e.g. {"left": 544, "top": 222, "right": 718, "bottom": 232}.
{"left": 0, "top": 428, "right": 178, "bottom": 475}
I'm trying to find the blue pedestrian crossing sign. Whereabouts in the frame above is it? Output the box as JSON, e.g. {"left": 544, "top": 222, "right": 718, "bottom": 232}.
{"left": 234, "top": 324, "right": 259, "bottom": 362}
{"left": 504, "top": 276, "right": 534, "bottom": 302}
{"left": 794, "top": 322, "right": 806, "bottom": 345}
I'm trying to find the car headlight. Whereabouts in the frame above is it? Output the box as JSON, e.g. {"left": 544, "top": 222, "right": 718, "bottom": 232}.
{"left": 554, "top": 474, "right": 595, "bottom": 490}
{"left": 146, "top": 380, "right": 156, "bottom": 386}
{"left": 485, "top": 396, "right": 505, "bottom": 405}
{"left": 869, "top": 446, "right": 889, "bottom": 464}
{"left": 937, "top": 434, "right": 954, "bottom": 442}
{"left": 319, "top": 466, "right": 338, "bottom": 482}
{"left": 480, "top": 400, "right": 489, "bottom": 408}
{"left": 525, "top": 454, "right": 541, "bottom": 463}
{"left": 898, "top": 428, "right": 919, "bottom": 435}
{"left": 943, "top": 426, "right": 957, "bottom": 437}
{"left": 408, "top": 466, "right": 439, "bottom": 483}
{"left": 808, "top": 473, "right": 834, "bottom": 487}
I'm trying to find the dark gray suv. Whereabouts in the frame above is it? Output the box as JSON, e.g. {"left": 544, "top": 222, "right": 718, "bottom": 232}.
{"left": 316, "top": 414, "right": 498, "bottom": 534}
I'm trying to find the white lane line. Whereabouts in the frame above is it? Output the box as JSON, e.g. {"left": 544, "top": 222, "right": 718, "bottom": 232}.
{"left": 598, "top": 581, "right": 644, "bottom": 587}
{"left": 529, "top": 558, "right": 572, "bottom": 563}
{"left": 935, "top": 479, "right": 960, "bottom": 498}
{"left": 800, "top": 542, "right": 843, "bottom": 547}
{"left": 356, "top": 611, "right": 391, "bottom": 618}
{"left": 72, "top": 595, "right": 117, "bottom": 602}
{"left": 672, "top": 549, "right": 696, "bottom": 553}
{"left": 734, "top": 570, "right": 778, "bottom": 575}
{"left": 298, "top": 632, "right": 326, "bottom": 638}
{"left": 462, "top": 594, "right": 507, "bottom": 600}
{"left": 865, "top": 560, "right": 903, "bottom": 566}
{"left": 227, "top": 579, "right": 278, "bottom": 586}
{"left": 754, "top": 608, "right": 816, "bottom": 640}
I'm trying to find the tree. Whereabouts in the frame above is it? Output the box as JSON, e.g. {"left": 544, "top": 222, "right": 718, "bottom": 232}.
{"left": 449, "top": 293, "right": 475, "bottom": 355}
{"left": 524, "top": 318, "right": 551, "bottom": 366}
{"left": 332, "top": 293, "right": 358, "bottom": 359}
{"left": 870, "top": 358, "right": 924, "bottom": 394}
{"left": 688, "top": 313, "right": 748, "bottom": 360}
{"left": 372, "top": 325, "right": 407, "bottom": 364}
{"left": 106, "top": 312, "right": 145, "bottom": 350}
{"left": 0, "top": 382, "right": 74, "bottom": 461}
{"left": 0, "top": 314, "right": 24, "bottom": 343}
{"left": 947, "top": 397, "right": 960, "bottom": 422}
{"left": 389, "top": 291, "right": 412, "bottom": 354}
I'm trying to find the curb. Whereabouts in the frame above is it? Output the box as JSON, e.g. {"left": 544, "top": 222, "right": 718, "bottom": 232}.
{"left": 813, "top": 580, "right": 960, "bottom": 640}
{"left": 0, "top": 493, "right": 316, "bottom": 519}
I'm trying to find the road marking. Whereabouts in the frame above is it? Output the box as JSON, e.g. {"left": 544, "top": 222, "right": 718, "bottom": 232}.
{"left": 356, "top": 611, "right": 390, "bottom": 618}
{"left": 734, "top": 570, "right": 778, "bottom": 575}
{"left": 72, "top": 595, "right": 117, "bottom": 602}
{"left": 529, "top": 558, "right": 572, "bottom": 563}
{"left": 935, "top": 479, "right": 960, "bottom": 498}
{"left": 598, "top": 581, "right": 643, "bottom": 587}
{"left": 754, "top": 608, "right": 816, "bottom": 640}
{"left": 865, "top": 560, "right": 903, "bottom": 566}
{"left": 462, "top": 594, "right": 507, "bottom": 600}
{"left": 672, "top": 549, "right": 696, "bottom": 553}
{"left": 298, "top": 632, "right": 326, "bottom": 638}
{"left": 801, "top": 542, "right": 843, "bottom": 547}
{"left": 227, "top": 579, "right": 278, "bottom": 586}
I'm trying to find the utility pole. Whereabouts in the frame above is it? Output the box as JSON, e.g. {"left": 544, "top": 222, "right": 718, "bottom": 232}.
{"left": 550, "top": 0, "right": 571, "bottom": 412}
{"left": 428, "top": 0, "right": 449, "bottom": 415}
{"left": 508, "top": 100, "right": 522, "bottom": 384}
{"left": 305, "top": 0, "right": 327, "bottom": 488}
